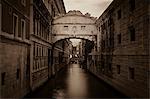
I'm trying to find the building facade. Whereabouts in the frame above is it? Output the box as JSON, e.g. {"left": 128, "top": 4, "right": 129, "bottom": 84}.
{"left": 93, "top": 0, "right": 149, "bottom": 98}
{"left": 0, "top": 0, "right": 30, "bottom": 97}
{"left": 0, "top": 0, "right": 66, "bottom": 98}
{"left": 29, "top": 0, "right": 66, "bottom": 90}
{"left": 52, "top": 0, "right": 66, "bottom": 16}
{"left": 42, "top": 0, "right": 66, "bottom": 17}
{"left": 29, "top": 0, "right": 52, "bottom": 90}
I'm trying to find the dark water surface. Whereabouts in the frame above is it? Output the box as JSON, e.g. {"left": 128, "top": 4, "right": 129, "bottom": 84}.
{"left": 25, "top": 64, "right": 127, "bottom": 98}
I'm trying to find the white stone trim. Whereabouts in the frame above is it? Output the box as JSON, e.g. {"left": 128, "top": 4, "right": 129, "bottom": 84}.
{"left": 30, "top": 4, "right": 34, "bottom": 35}
{"left": 13, "top": 13, "right": 18, "bottom": 37}
{"left": 21, "top": 19, "right": 26, "bottom": 39}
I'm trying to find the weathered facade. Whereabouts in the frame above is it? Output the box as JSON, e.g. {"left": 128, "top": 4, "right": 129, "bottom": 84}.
{"left": 43, "top": 0, "right": 66, "bottom": 17}
{"left": 93, "top": 0, "right": 149, "bottom": 98}
{"left": 30, "top": 0, "right": 66, "bottom": 90}
{"left": 0, "top": 0, "right": 66, "bottom": 98}
{"left": 30, "top": 0, "right": 52, "bottom": 90}
{"left": 52, "top": 0, "right": 66, "bottom": 16}
{"left": 0, "top": 0, "right": 30, "bottom": 97}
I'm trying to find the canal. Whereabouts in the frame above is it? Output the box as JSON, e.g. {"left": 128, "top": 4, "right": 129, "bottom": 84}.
{"left": 25, "top": 64, "right": 127, "bottom": 98}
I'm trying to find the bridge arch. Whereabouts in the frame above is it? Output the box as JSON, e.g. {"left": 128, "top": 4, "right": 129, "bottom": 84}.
{"left": 53, "top": 37, "right": 94, "bottom": 46}
{"left": 52, "top": 10, "right": 98, "bottom": 43}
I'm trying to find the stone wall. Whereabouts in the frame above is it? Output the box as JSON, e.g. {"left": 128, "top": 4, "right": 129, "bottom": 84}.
{"left": 0, "top": 39, "right": 30, "bottom": 98}
{"left": 93, "top": 0, "right": 149, "bottom": 98}
{"left": 0, "top": 0, "right": 66, "bottom": 97}
{"left": 0, "top": 0, "right": 31, "bottom": 98}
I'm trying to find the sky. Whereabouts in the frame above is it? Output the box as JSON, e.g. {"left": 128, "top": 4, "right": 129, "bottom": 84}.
{"left": 63, "top": 0, "right": 113, "bottom": 17}
{"left": 70, "top": 39, "right": 81, "bottom": 46}
{"left": 64, "top": 0, "right": 113, "bottom": 46}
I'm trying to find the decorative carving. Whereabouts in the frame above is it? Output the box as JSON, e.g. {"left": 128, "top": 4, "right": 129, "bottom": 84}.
{"left": 54, "top": 10, "right": 97, "bottom": 20}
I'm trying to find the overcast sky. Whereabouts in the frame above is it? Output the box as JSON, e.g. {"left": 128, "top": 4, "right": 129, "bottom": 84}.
{"left": 63, "top": 0, "right": 113, "bottom": 17}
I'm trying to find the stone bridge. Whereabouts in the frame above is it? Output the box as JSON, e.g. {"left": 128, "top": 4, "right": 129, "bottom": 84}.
{"left": 52, "top": 10, "right": 98, "bottom": 43}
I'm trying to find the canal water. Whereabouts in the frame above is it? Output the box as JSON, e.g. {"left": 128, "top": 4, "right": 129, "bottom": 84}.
{"left": 25, "top": 64, "right": 127, "bottom": 98}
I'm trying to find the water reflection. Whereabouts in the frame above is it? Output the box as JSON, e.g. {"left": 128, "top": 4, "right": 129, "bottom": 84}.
{"left": 67, "top": 64, "right": 87, "bottom": 97}
{"left": 25, "top": 63, "right": 126, "bottom": 98}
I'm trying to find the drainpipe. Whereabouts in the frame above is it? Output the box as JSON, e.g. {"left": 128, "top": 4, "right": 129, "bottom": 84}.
{"left": 0, "top": 1, "right": 2, "bottom": 97}
{"left": 0, "top": 0, "right": 2, "bottom": 35}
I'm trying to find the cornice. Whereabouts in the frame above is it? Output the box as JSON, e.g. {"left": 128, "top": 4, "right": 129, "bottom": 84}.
{"left": 54, "top": 10, "right": 97, "bottom": 21}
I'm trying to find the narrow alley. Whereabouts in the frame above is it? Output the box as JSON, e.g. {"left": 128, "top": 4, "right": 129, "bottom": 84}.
{"left": 25, "top": 63, "right": 126, "bottom": 98}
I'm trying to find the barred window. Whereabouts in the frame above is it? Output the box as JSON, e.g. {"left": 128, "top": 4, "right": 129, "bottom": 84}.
{"left": 129, "top": 26, "right": 135, "bottom": 41}
{"left": 16, "top": 69, "right": 20, "bottom": 79}
{"left": 13, "top": 13, "right": 18, "bottom": 37}
{"left": 117, "top": 65, "right": 121, "bottom": 74}
{"left": 21, "top": 19, "right": 26, "bottom": 39}
{"left": 117, "top": 9, "right": 121, "bottom": 20}
{"left": 64, "top": 26, "right": 68, "bottom": 31}
{"left": 129, "top": 67, "right": 135, "bottom": 79}
{"left": 81, "top": 26, "right": 86, "bottom": 30}
{"left": 117, "top": 34, "right": 121, "bottom": 44}
{"left": 1, "top": 72, "right": 6, "bottom": 85}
